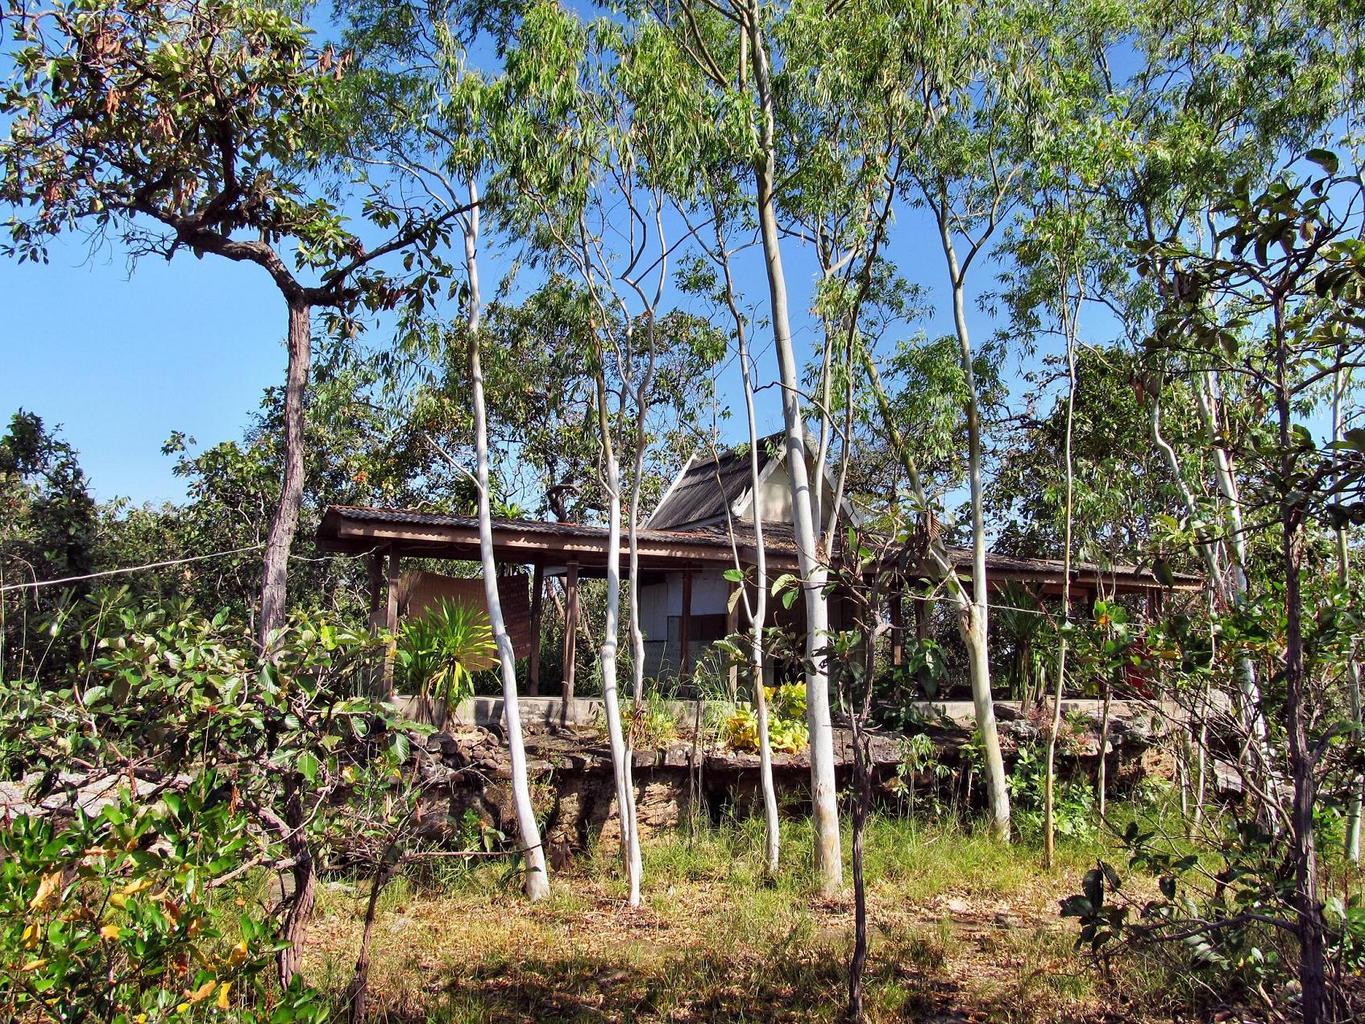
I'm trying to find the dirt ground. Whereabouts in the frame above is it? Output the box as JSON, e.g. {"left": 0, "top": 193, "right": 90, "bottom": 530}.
{"left": 301, "top": 823, "right": 1183, "bottom": 1024}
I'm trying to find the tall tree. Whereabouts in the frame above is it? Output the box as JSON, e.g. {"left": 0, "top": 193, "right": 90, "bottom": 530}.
{"left": 1, "top": 0, "right": 461, "bottom": 648}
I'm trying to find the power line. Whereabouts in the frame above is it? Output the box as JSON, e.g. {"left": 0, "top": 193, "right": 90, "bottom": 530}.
{"left": 0, "top": 544, "right": 267, "bottom": 594}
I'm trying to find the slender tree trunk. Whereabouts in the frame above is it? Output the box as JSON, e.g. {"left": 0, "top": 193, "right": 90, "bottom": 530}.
{"left": 258, "top": 298, "right": 312, "bottom": 650}
{"left": 345, "top": 857, "right": 395, "bottom": 1024}
{"left": 747, "top": 15, "right": 840, "bottom": 891}
{"left": 938, "top": 220, "right": 1009, "bottom": 841}
{"left": 847, "top": 695, "right": 871, "bottom": 1022}
{"left": 1097, "top": 680, "right": 1112, "bottom": 820}
{"left": 464, "top": 186, "right": 549, "bottom": 900}
{"left": 1194, "top": 371, "right": 1268, "bottom": 759}
{"left": 1333, "top": 369, "right": 1363, "bottom": 864}
{"left": 714, "top": 203, "right": 780, "bottom": 874}
{"left": 743, "top": 339, "right": 781, "bottom": 877}
{"left": 1275, "top": 326, "right": 1325, "bottom": 1024}
{"left": 595, "top": 370, "right": 642, "bottom": 905}
{"left": 1044, "top": 291, "right": 1077, "bottom": 867}
{"left": 277, "top": 775, "right": 315, "bottom": 990}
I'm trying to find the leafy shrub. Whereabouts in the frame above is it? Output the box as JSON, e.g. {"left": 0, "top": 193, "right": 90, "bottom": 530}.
{"left": 0, "top": 593, "right": 428, "bottom": 1020}
{"left": 395, "top": 597, "right": 496, "bottom": 707}
{"left": 722, "top": 686, "right": 810, "bottom": 755}
{"left": 0, "top": 779, "right": 328, "bottom": 1023}
{"left": 623, "top": 691, "right": 681, "bottom": 749}
{"left": 1008, "top": 743, "right": 1096, "bottom": 840}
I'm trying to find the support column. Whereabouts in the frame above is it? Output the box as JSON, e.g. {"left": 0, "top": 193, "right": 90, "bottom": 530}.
{"left": 890, "top": 590, "right": 904, "bottom": 669}
{"left": 382, "top": 544, "right": 401, "bottom": 700}
{"left": 726, "top": 577, "right": 740, "bottom": 699}
{"left": 913, "top": 591, "right": 929, "bottom": 689}
{"left": 367, "top": 550, "right": 384, "bottom": 627}
{"left": 680, "top": 569, "right": 693, "bottom": 681}
{"left": 527, "top": 564, "right": 544, "bottom": 697}
{"left": 561, "top": 562, "right": 579, "bottom": 708}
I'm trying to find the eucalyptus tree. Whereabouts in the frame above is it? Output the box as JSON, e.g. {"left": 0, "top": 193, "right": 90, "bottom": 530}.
{"left": 688, "top": 192, "right": 784, "bottom": 873}
{"left": 339, "top": 0, "right": 566, "bottom": 899}
{"left": 1000, "top": 20, "right": 1137, "bottom": 858}
{"left": 895, "top": 0, "right": 1086, "bottom": 839}
{"left": 1, "top": 0, "right": 465, "bottom": 649}
{"left": 492, "top": 3, "right": 727, "bottom": 903}
{"left": 650, "top": 0, "right": 943, "bottom": 889}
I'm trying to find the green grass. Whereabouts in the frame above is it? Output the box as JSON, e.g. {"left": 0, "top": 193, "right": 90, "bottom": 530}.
{"left": 302, "top": 809, "right": 1176, "bottom": 1024}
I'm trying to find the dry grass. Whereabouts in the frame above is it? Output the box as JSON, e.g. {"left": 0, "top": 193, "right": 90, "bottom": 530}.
{"left": 302, "top": 816, "right": 1166, "bottom": 1024}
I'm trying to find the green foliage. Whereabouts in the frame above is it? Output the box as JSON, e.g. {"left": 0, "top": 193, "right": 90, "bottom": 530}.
{"left": 0, "top": 411, "right": 98, "bottom": 680}
{"left": 0, "top": 781, "right": 328, "bottom": 1023}
{"left": 0, "top": 594, "right": 429, "bottom": 1018}
{"left": 1009, "top": 743, "right": 1096, "bottom": 841}
{"left": 622, "top": 691, "right": 681, "bottom": 750}
{"left": 723, "top": 684, "right": 810, "bottom": 755}
{"left": 396, "top": 597, "right": 496, "bottom": 707}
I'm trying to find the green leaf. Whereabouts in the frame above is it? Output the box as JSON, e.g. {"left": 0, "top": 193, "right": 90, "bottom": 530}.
{"left": 1305, "top": 149, "right": 1339, "bottom": 175}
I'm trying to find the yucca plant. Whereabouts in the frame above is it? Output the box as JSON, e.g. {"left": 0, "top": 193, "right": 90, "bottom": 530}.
{"left": 396, "top": 598, "right": 497, "bottom": 708}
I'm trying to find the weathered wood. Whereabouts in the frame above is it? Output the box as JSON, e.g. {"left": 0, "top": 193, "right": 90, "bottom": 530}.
{"left": 889, "top": 592, "right": 904, "bottom": 668}
{"left": 367, "top": 550, "right": 384, "bottom": 623}
{"left": 382, "top": 545, "right": 400, "bottom": 699}
{"left": 680, "top": 570, "right": 693, "bottom": 679}
{"left": 528, "top": 564, "right": 544, "bottom": 696}
{"left": 562, "top": 562, "right": 579, "bottom": 704}
{"left": 726, "top": 578, "right": 739, "bottom": 697}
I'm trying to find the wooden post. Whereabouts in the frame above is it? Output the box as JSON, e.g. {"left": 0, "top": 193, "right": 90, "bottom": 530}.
{"left": 680, "top": 569, "right": 693, "bottom": 681}
{"left": 367, "top": 550, "right": 384, "bottom": 624}
{"left": 527, "top": 563, "right": 544, "bottom": 696}
{"left": 726, "top": 577, "right": 740, "bottom": 699}
{"left": 382, "top": 545, "right": 401, "bottom": 699}
{"left": 890, "top": 591, "right": 904, "bottom": 669}
{"left": 913, "top": 592, "right": 929, "bottom": 688}
{"left": 562, "top": 561, "right": 579, "bottom": 709}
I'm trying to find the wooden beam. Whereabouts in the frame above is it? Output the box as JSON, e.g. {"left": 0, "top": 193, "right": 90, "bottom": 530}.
{"left": 562, "top": 561, "right": 579, "bottom": 706}
{"left": 382, "top": 545, "right": 401, "bottom": 699}
{"left": 367, "top": 550, "right": 384, "bottom": 624}
{"left": 726, "top": 577, "right": 740, "bottom": 699}
{"left": 527, "top": 564, "right": 544, "bottom": 696}
{"left": 889, "top": 591, "right": 904, "bottom": 669}
{"left": 679, "top": 570, "right": 693, "bottom": 681}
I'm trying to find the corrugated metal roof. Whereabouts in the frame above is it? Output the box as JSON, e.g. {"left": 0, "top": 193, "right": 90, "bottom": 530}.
{"left": 647, "top": 434, "right": 784, "bottom": 530}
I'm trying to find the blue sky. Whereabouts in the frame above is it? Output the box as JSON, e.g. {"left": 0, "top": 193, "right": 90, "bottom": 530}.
{"left": 0, "top": 201, "right": 1028, "bottom": 508}
{"left": 3, "top": 238, "right": 307, "bottom": 504}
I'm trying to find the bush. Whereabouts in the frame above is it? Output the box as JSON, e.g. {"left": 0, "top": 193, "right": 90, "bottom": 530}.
{"left": 1008, "top": 743, "right": 1097, "bottom": 840}
{"left": 0, "top": 778, "right": 328, "bottom": 1023}
{"left": 394, "top": 597, "right": 496, "bottom": 706}
{"left": 722, "top": 685, "right": 810, "bottom": 755}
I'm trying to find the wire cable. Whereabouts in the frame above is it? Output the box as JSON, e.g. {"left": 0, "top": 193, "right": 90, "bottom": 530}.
{"left": 0, "top": 544, "right": 267, "bottom": 594}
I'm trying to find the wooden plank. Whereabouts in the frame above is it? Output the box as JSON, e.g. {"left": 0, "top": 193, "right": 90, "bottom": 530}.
{"left": 562, "top": 562, "right": 579, "bottom": 702}
{"left": 680, "top": 570, "right": 693, "bottom": 679}
{"left": 401, "top": 570, "right": 532, "bottom": 659}
{"left": 528, "top": 565, "right": 544, "bottom": 696}
{"left": 382, "top": 545, "right": 400, "bottom": 699}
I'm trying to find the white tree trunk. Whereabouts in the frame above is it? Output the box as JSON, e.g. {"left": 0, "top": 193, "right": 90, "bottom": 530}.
{"left": 939, "top": 220, "right": 1010, "bottom": 841}
{"left": 747, "top": 16, "right": 841, "bottom": 890}
{"left": 1044, "top": 291, "right": 1077, "bottom": 868}
{"left": 740, "top": 311, "right": 781, "bottom": 876}
{"left": 595, "top": 373, "right": 642, "bottom": 905}
{"left": 1194, "top": 370, "right": 1273, "bottom": 813}
{"left": 463, "top": 183, "right": 548, "bottom": 900}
